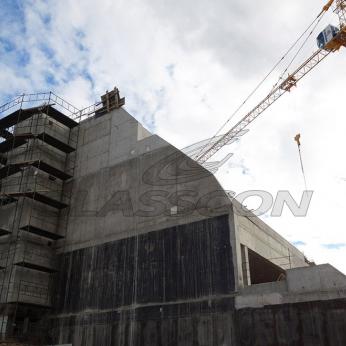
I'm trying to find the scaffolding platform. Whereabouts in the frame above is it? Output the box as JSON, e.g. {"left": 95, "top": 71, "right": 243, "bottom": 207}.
{"left": 5, "top": 192, "right": 68, "bottom": 209}
{"left": 0, "top": 155, "right": 7, "bottom": 165}
{"left": 37, "top": 132, "right": 75, "bottom": 153}
{"left": 0, "top": 164, "right": 21, "bottom": 179}
{"left": 31, "top": 160, "right": 72, "bottom": 180}
{"left": 43, "top": 105, "right": 79, "bottom": 128}
{"left": 0, "top": 129, "right": 14, "bottom": 140}
{"left": 0, "top": 195, "right": 17, "bottom": 206}
{"left": 0, "top": 161, "right": 72, "bottom": 181}
{"left": 0, "top": 107, "right": 39, "bottom": 129}
{"left": 0, "top": 105, "right": 78, "bottom": 130}
{"left": 0, "top": 136, "right": 28, "bottom": 153}
{"left": 0, "top": 228, "right": 11, "bottom": 237}
{"left": 0, "top": 132, "right": 75, "bottom": 154}
{"left": 2, "top": 280, "right": 52, "bottom": 307}
{"left": 14, "top": 261, "right": 57, "bottom": 274}
{"left": 20, "top": 225, "right": 64, "bottom": 241}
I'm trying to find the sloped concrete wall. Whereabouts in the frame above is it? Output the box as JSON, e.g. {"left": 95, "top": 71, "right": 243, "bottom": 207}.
{"left": 48, "top": 108, "right": 241, "bottom": 345}
{"left": 49, "top": 108, "right": 321, "bottom": 345}
{"left": 58, "top": 108, "right": 234, "bottom": 253}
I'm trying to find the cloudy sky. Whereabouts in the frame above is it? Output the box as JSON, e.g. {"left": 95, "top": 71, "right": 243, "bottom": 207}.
{"left": 1, "top": 0, "right": 345, "bottom": 273}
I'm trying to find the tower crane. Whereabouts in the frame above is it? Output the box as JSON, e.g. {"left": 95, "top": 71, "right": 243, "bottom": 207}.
{"left": 195, "top": 0, "right": 346, "bottom": 164}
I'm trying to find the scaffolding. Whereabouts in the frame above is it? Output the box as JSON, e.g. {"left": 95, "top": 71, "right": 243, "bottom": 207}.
{"left": 0, "top": 88, "right": 125, "bottom": 343}
{"left": 0, "top": 92, "right": 80, "bottom": 342}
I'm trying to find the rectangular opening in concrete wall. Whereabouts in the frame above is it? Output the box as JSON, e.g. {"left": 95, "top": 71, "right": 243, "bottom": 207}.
{"left": 248, "top": 248, "right": 286, "bottom": 285}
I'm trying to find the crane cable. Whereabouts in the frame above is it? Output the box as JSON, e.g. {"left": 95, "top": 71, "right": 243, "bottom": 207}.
{"left": 195, "top": 8, "right": 327, "bottom": 161}
{"left": 294, "top": 134, "right": 308, "bottom": 190}
{"left": 271, "top": 11, "right": 327, "bottom": 92}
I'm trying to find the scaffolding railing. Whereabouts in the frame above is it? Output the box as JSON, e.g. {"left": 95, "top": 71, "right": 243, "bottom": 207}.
{"left": 0, "top": 279, "right": 50, "bottom": 305}
{"left": 0, "top": 92, "right": 80, "bottom": 119}
{"left": 25, "top": 202, "right": 60, "bottom": 236}
{"left": 3, "top": 145, "right": 75, "bottom": 177}
{"left": 77, "top": 88, "right": 125, "bottom": 121}
{"left": 1, "top": 90, "right": 125, "bottom": 124}
{"left": 0, "top": 244, "right": 56, "bottom": 262}
{"left": 0, "top": 110, "right": 78, "bottom": 149}
{"left": 3, "top": 120, "right": 78, "bottom": 147}
{"left": 0, "top": 173, "right": 69, "bottom": 202}
{"left": 241, "top": 254, "right": 294, "bottom": 272}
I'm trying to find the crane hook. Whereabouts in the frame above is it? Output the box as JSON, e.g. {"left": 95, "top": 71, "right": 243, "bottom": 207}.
{"left": 294, "top": 133, "right": 301, "bottom": 147}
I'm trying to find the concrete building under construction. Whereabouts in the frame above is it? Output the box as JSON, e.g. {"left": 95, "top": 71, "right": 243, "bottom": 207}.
{"left": 0, "top": 89, "right": 345, "bottom": 345}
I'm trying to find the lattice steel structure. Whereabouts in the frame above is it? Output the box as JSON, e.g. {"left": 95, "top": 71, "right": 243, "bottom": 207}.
{"left": 195, "top": 0, "right": 346, "bottom": 164}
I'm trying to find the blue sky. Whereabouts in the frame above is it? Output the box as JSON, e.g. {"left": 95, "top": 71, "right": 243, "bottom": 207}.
{"left": 0, "top": 0, "right": 345, "bottom": 272}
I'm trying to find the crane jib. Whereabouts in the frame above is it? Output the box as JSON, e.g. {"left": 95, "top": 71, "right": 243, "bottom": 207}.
{"left": 196, "top": 1, "right": 346, "bottom": 164}
{"left": 196, "top": 48, "right": 334, "bottom": 163}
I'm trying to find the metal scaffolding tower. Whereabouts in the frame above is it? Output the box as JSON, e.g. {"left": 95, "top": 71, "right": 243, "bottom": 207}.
{"left": 0, "top": 92, "right": 79, "bottom": 343}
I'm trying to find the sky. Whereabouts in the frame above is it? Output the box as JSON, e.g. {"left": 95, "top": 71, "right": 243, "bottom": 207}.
{"left": 0, "top": 0, "right": 345, "bottom": 273}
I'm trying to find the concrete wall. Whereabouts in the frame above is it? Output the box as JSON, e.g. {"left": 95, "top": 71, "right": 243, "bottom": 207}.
{"left": 50, "top": 215, "right": 236, "bottom": 345}
{"left": 51, "top": 299, "right": 235, "bottom": 346}
{"left": 46, "top": 108, "right": 242, "bottom": 345}
{"left": 48, "top": 107, "right": 324, "bottom": 345}
{"left": 286, "top": 264, "right": 346, "bottom": 293}
{"left": 236, "top": 264, "right": 346, "bottom": 309}
{"left": 233, "top": 208, "right": 307, "bottom": 288}
{"left": 59, "top": 108, "right": 234, "bottom": 253}
{"left": 235, "top": 299, "right": 346, "bottom": 346}
{"left": 235, "top": 266, "right": 346, "bottom": 345}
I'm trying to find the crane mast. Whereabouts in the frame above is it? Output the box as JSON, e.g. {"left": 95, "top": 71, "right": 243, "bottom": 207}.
{"left": 336, "top": 0, "right": 346, "bottom": 25}
{"left": 196, "top": 0, "right": 346, "bottom": 164}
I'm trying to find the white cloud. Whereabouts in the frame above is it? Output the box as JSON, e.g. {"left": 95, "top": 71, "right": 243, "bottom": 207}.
{"left": 1, "top": 0, "right": 345, "bottom": 272}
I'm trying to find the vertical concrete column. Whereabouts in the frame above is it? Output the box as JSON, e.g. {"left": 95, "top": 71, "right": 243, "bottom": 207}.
{"left": 241, "top": 244, "right": 251, "bottom": 287}
{"left": 0, "top": 315, "right": 8, "bottom": 337}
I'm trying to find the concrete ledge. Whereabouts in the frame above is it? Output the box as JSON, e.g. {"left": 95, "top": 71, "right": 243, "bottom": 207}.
{"left": 286, "top": 263, "right": 346, "bottom": 293}
{"left": 236, "top": 264, "right": 346, "bottom": 309}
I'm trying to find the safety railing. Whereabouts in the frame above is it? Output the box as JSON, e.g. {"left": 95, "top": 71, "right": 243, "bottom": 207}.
{"left": 0, "top": 90, "right": 125, "bottom": 126}
{"left": 0, "top": 173, "right": 68, "bottom": 201}
{"left": 241, "top": 254, "right": 294, "bottom": 272}
{"left": 10, "top": 114, "right": 78, "bottom": 146}
{"left": 0, "top": 92, "right": 80, "bottom": 118}
{"left": 0, "top": 244, "right": 57, "bottom": 270}
{"left": 76, "top": 101, "right": 104, "bottom": 122}
{"left": 0, "top": 279, "right": 50, "bottom": 305}
{"left": 25, "top": 203, "right": 60, "bottom": 234}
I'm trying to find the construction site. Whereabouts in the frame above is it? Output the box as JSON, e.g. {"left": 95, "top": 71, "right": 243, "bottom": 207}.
{"left": 0, "top": 0, "right": 345, "bottom": 345}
